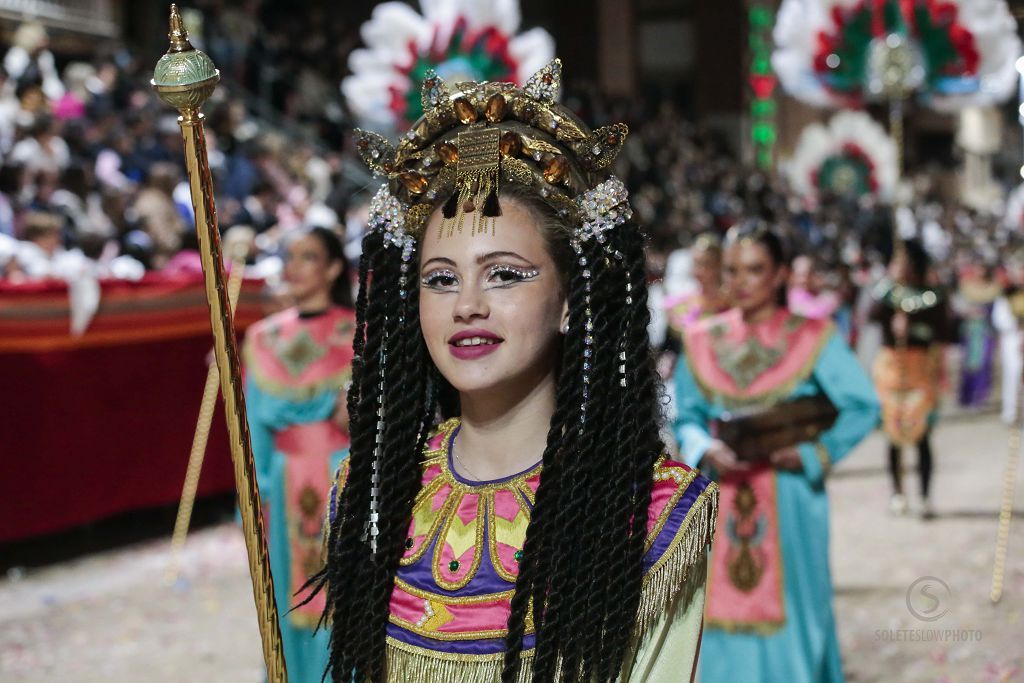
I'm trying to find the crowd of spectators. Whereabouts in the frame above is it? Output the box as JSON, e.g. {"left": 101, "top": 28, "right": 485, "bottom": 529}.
{"left": 0, "top": 15, "right": 366, "bottom": 291}
{"left": 0, "top": 14, "right": 1020, "bottom": 305}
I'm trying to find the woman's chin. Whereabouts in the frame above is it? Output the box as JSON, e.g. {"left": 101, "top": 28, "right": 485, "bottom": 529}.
{"left": 442, "top": 367, "right": 535, "bottom": 402}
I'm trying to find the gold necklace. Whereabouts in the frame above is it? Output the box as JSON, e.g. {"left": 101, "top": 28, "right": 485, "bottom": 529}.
{"left": 452, "top": 434, "right": 485, "bottom": 481}
{"left": 454, "top": 451, "right": 485, "bottom": 481}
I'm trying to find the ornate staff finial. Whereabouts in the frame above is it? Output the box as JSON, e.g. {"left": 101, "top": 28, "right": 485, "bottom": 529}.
{"left": 152, "top": 5, "right": 219, "bottom": 112}
{"left": 167, "top": 4, "right": 193, "bottom": 52}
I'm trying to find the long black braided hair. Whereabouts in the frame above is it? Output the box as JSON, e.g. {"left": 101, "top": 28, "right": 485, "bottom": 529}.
{"left": 317, "top": 180, "right": 667, "bottom": 683}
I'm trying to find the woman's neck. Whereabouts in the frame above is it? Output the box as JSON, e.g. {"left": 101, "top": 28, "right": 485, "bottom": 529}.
{"left": 699, "top": 284, "right": 725, "bottom": 310}
{"left": 295, "top": 291, "right": 332, "bottom": 315}
{"left": 741, "top": 301, "right": 779, "bottom": 325}
{"left": 452, "top": 371, "right": 557, "bottom": 482}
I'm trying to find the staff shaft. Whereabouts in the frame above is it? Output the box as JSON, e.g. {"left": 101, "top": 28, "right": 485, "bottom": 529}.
{"left": 178, "top": 111, "right": 288, "bottom": 680}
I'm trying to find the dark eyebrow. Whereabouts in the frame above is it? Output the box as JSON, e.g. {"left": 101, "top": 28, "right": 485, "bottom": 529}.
{"left": 421, "top": 256, "right": 457, "bottom": 269}
{"left": 476, "top": 251, "right": 532, "bottom": 265}
{"left": 421, "top": 252, "right": 534, "bottom": 269}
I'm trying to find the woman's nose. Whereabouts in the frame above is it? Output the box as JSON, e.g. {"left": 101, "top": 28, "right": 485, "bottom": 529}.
{"left": 453, "top": 285, "right": 489, "bottom": 322}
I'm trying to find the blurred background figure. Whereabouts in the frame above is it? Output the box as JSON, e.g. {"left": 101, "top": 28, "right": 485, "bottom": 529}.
{"left": 788, "top": 254, "right": 839, "bottom": 321}
{"left": 242, "top": 226, "right": 354, "bottom": 682}
{"left": 2, "top": 2, "right": 1023, "bottom": 680}
{"left": 673, "top": 224, "right": 878, "bottom": 683}
{"left": 954, "top": 264, "right": 1000, "bottom": 410}
{"left": 869, "top": 241, "right": 956, "bottom": 518}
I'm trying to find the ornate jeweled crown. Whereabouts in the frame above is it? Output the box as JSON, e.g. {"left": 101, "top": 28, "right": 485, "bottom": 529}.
{"left": 354, "top": 59, "right": 631, "bottom": 243}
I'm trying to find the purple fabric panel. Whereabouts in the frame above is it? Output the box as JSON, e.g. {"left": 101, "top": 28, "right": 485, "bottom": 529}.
{"left": 396, "top": 515, "right": 517, "bottom": 596}
{"left": 642, "top": 472, "right": 713, "bottom": 574}
{"left": 387, "top": 622, "right": 535, "bottom": 655}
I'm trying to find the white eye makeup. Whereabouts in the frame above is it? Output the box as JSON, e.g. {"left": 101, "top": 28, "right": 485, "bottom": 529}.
{"left": 420, "top": 268, "right": 459, "bottom": 290}
{"left": 486, "top": 265, "right": 540, "bottom": 287}
{"left": 420, "top": 264, "right": 540, "bottom": 292}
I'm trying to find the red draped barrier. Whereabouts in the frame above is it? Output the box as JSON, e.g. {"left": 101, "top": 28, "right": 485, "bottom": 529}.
{"left": 0, "top": 273, "right": 265, "bottom": 542}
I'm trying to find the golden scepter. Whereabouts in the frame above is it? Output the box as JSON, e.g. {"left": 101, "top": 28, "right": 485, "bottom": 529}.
{"left": 151, "top": 6, "right": 288, "bottom": 680}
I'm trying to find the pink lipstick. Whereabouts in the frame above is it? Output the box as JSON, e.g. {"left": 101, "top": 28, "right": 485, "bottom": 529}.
{"left": 448, "top": 329, "right": 503, "bottom": 360}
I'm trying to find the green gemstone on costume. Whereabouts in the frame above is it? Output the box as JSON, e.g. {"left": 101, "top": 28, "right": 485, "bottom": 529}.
{"left": 514, "top": 550, "right": 523, "bottom": 563}
{"left": 449, "top": 560, "right": 460, "bottom": 572}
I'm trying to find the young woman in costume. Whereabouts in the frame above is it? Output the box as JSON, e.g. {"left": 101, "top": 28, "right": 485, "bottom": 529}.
{"left": 869, "top": 240, "right": 956, "bottom": 518}
{"left": 954, "top": 264, "right": 1000, "bottom": 409}
{"left": 316, "top": 60, "right": 718, "bottom": 683}
{"left": 242, "top": 226, "right": 355, "bottom": 682}
{"left": 673, "top": 223, "right": 879, "bottom": 683}
{"left": 663, "top": 233, "right": 729, "bottom": 342}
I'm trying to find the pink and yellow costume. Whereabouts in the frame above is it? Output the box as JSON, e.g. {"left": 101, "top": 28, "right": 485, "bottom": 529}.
{"left": 664, "top": 290, "right": 728, "bottom": 342}
{"left": 328, "top": 417, "right": 718, "bottom": 681}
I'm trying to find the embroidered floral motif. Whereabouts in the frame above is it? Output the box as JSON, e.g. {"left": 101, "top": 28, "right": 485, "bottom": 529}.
{"left": 244, "top": 308, "right": 355, "bottom": 401}
{"left": 687, "top": 311, "right": 832, "bottom": 408}
{"left": 708, "top": 316, "right": 801, "bottom": 390}
{"left": 269, "top": 327, "right": 327, "bottom": 378}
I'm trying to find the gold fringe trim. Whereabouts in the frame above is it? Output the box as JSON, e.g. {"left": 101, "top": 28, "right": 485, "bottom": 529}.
{"left": 385, "top": 636, "right": 534, "bottom": 683}
{"left": 703, "top": 615, "right": 786, "bottom": 635}
{"left": 381, "top": 482, "right": 719, "bottom": 681}
{"left": 634, "top": 482, "right": 719, "bottom": 638}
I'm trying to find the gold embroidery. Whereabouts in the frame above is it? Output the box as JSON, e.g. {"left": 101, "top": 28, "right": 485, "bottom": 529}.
{"left": 726, "top": 480, "right": 764, "bottom": 592}
{"left": 420, "top": 601, "right": 455, "bottom": 632}
{"left": 709, "top": 317, "right": 792, "bottom": 390}
{"left": 284, "top": 460, "right": 334, "bottom": 629}
{"left": 400, "top": 473, "right": 455, "bottom": 566}
{"left": 705, "top": 473, "right": 786, "bottom": 634}
{"left": 687, "top": 318, "right": 835, "bottom": 409}
{"left": 644, "top": 466, "right": 698, "bottom": 552}
{"left": 431, "top": 492, "right": 486, "bottom": 590}
{"left": 405, "top": 417, "right": 540, "bottom": 589}
{"left": 487, "top": 489, "right": 530, "bottom": 583}
{"left": 393, "top": 577, "right": 515, "bottom": 602}
{"left": 243, "top": 313, "right": 353, "bottom": 402}
{"left": 381, "top": 418, "right": 719, "bottom": 663}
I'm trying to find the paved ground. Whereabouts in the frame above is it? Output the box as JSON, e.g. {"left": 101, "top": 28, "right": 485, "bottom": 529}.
{"left": 1, "top": 412, "right": 1022, "bottom": 682}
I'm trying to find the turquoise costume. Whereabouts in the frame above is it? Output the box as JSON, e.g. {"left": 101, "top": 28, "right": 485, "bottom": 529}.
{"left": 244, "top": 306, "right": 355, "bottom": 682}
{"left": 673, "top": 309, "right": 879, "bottom": 683}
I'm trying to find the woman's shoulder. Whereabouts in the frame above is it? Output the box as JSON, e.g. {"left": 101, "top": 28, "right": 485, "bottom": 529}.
{"left": 423, "top": 417, "right": 460, "bottom": 456}
{"left": 638, "top": 457, "right": 718, "bottom": 625}
{"left": 644, "top": 458, "right": 717, "bottom": 564}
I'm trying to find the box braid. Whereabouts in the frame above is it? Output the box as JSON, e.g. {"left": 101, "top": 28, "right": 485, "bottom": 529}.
{"left": 318, "top": 227, "right": 430, "bottom": 681}
{"left": 597, "top": 226, "right": 663, "bottom": 680}
{"left": 501, "top": 199, "right": 665, "bottom": 682}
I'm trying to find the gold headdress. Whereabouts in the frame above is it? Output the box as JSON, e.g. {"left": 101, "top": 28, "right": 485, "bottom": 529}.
{"left": 356, "top": 59, "right": 631, "bottom": 243}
